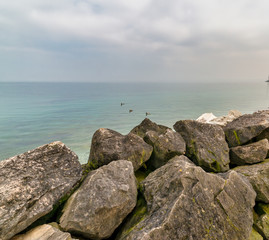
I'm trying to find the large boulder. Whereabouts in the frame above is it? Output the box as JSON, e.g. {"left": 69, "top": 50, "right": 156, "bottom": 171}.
{"left": 130, "top": 118, "right": 169, "bottom": 139}
{"left": 144, "top": 129, "right": 186, "bottom": 169}
{"left": 230, "top": 139, "right": 269, "bottom": 166}
{"left": 224, "top": 110, "right": 269, "bottom": 147}
{"left": 60, "top": 160, "right": 137, "bottom": 240}
{"left": 10, "top": 224, "right": 73, "bottom": 240}
{"left": 88, "top": 128, "right": 153, "bottom": 171}
{"left": 234, "top": 160, "right": 269, "bottom": 203}
{"left": 117, "top": 156, "right": 256, "bottom": 240}
{"left": 0, "top": 142, "right": 82, "bottom": 240}
{"left": 173, "top": 120, "right": 230, "bottom": 172}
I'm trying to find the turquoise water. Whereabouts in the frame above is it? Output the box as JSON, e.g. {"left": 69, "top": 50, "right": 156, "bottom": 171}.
{"left": 1, "top": 82, "right": 269, "bottom": 163}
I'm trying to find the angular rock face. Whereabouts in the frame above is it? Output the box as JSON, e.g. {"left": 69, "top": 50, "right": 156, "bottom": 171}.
{"left": 60, "top": 160, "right": 137, "bottom": 240}
{"left": 234, "top": 160, "right": 269, "bottom": 203}
{"left": 10, "top": 224, "right": 72, "bottom": 240}
{"left": 117, "top": 156, "right": 256, "bottom": 240}
{"left": 144, "top": 129, "right": 186, "bottom": 169}
{"left": 173, "top": 120, "right": 230, "bottom": 172}
{"left": 88, "top": 128, "right": 153, "bottom": 171}
{"left": 224, "top": 110, "right": 269, "bottom": 147}
{"left": 0, "top": 142, "right": 82, "bottom": 240}
{"left": 230, "top": 139, "right": 269, "bottom": 165}
{"left": 130, "top": 118, "right": 169, "bottom": 139}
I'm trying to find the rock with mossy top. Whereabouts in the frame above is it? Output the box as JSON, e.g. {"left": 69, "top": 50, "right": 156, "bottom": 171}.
{"left": 144, "top": 129, "right": 186, "bottom": 169}
{"left": 234, "top": 160, "right": 269, "bottom": 203}
{"left": 173, "top": 120, "right": 230, "bottom": 172}
{"left": 88, "top": 128, "right": 153, "bottom": 171}
{"left": 60, "top": 160, "right": 137, "bottom": 240}
{"left": 116, "top": 155, "right": 256, "bottom": 240}
{"left": 249, "top": 228, "right": 263, "bottom": 240}
{"left": 0, "top": 142, "right": 82, "bottom": 240}
{"left": 230, "top": 139, "right": 269, "bottom": 166}
{"left": 130, "top": 118, "right": 169, "bottom": 139}
{"left": 224, "top": 110, "right": 269, "bottom": 147}
{"left": 10, "top": 224, "right": 74, "bottom": 240}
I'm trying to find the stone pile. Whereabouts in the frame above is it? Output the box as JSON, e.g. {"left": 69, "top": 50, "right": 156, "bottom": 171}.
{"left": 1, "top": 110, "right": 269, "bottom": 239}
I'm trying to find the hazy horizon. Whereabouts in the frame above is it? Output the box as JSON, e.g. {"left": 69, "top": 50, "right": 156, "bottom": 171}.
{"left": 1, "top": 1, "right": 269, "bottom": 83}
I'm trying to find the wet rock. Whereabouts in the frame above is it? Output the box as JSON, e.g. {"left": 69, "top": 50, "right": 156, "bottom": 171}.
{"left": 130, "top": 118, "right": 169, "bottom": 139}
{"left": 234, "top": 160, "right": 269, "bottom": 203}
{"left": 0, "top": 142, "right": 82, "bottom": 240}
{"left": 230, "top": 139, "right": 269, "bottom": 165}
{"left": 88, "top": 128, "right": 153, "bottom": 171}
{"left": 173, "top": 120, "right": 230, "bottom": 172}
{"left": 224, "top": 110, "right": 269, "bottom": 147}
{"left": 60, "top": 160, "right": 137, "bottom": 240}
{"left": 117, "top": 156, "right": 256, "bottom": 240}
{"left": 10, "top": 224, "right": 72, "bottom": 240}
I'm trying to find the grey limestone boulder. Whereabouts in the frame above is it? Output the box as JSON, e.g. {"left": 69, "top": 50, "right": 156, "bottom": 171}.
{"left": 130, "top": 118, "right": 169, "bottom": 139}
{"left": 60, "top": 160, "right": 137, "bottom": 240}
{"left": 117, "top": 155, "right": 256, "bottom": 240}
{"left": 0, "top": 141, "right": 82, "bottom": 240}
{"left": 230, "top": 139, "right": 269, "bottom": 165}
{"left": 173, "top": 120, "right": 230, "bottom": 172}
{"left": 10, "top": 224, "right": 73, "bottom": 240}
{"left": 224, "top": 110, "right": 269, "bottom": 147}
{"left": 144, "top": 129, "right": 186, "bottom": 169}
{"left": 88, "top": 128, "right": 153, "bottom": 171}
{"left": 234, "top": 160, "right": 269, "bottom": 203}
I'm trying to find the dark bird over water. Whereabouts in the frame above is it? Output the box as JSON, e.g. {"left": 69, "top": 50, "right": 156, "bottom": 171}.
{"left": 121, "top": 102, "right": 125, "bottom": 106}
{"left": 129, "top": 109, "right": 133, "bottom": 113}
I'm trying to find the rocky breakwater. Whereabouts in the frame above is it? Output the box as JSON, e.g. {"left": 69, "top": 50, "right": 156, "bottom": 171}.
{"left": 2, "top": 110, "right": 269, "bottom": 239}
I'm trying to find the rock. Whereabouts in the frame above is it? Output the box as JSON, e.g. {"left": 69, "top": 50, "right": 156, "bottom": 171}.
{"left": 196, "top": 112, "right": 217, "bottom": 123}
{"left": 117, "top": 156, "right": 256, "bottom": 240}
{"left": 249, "top": 228, "right": 263, "bottom": 240}
{"left": 253, "top": 203, "right": 269, "bottom": 239}
{"left": 173, "top": 120, "right": 230, "bottom": 172}
{"left": 0, "top": 142, "right": 82, "bottom": 240}
{"left": 234, "top": 160, "right": 269, "bottom": 203}
{"left": 144, "top": 129, "right": 186, "bottom": 169}
{"left": 196, "top": 110, "right": 242, "bottom": 126}
{"left": 10, "top": 224, "right": 72, "bottom": 240}
{"left": 60, "top": 160, "right": 137, "bottom": 240}
{"left": 224, "top": 110, "right": 269, "bottom": 147}
{"left": 230, "top": 139, "right": 269, "bottom": 166}
{"left": 88, "top": 128, "right": 153, "bottom": 171}
{"left": 130, "top": 118, "right": 169, "bottom": 139}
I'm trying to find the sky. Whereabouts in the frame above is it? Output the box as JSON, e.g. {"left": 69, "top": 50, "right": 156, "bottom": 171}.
{"left": 1, "top": 0, "right": 269, "bottom": 83}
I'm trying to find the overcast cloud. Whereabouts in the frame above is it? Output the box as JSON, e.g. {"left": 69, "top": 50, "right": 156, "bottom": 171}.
{"left": 1, "top": 0, "right": 269, "bottom": 82}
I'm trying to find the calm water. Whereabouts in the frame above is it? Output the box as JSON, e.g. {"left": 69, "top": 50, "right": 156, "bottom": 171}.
{"left": 1, "top": 82, "right": 269, "bottom": 163}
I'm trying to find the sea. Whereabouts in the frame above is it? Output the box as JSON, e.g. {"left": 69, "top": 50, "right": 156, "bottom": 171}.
{"left": 1, "top": 81, "right": 269, "bottom": 164}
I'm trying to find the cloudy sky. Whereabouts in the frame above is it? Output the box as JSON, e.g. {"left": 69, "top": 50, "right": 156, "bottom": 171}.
{"left": 1, "top": 0, "right": 269, "bottom": 82}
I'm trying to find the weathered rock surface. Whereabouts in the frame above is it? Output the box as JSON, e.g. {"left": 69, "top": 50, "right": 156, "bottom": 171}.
{"left": 0, "top": 142, "right": 82, "bottom": 240}
{"left": 230, "top": 139, "right": 269, "bottom": 165}
{"left": 196, "top": 110, "right": 242, "bottom": 126}
{"left": 144, "top": 129, "right": 186, "bottom": 169}
{"left": 88, "top": 128, "right": 153, "bottom": 171}
{"left": 234, "top": 160, "right": 269, "bottom": 203}
{"left": 253, "top": 203, "right": 269, "bottom": 239}
{"left": 117, "top": 156, "right": 256, "bottom": 240}
{"left": 224, "top": 110, "right": 269, "bottom": 147}
{"left": 173, "top": 120, "right": 230, "bottom": 172}
{"left": 10, "top": 224, "right": 72, "bottom": 240}
{"left": 130, "top": 118, "right": 169, "bottom": 139}
{"left": 60, "top": 160, "right": 137, "bottom": 240}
